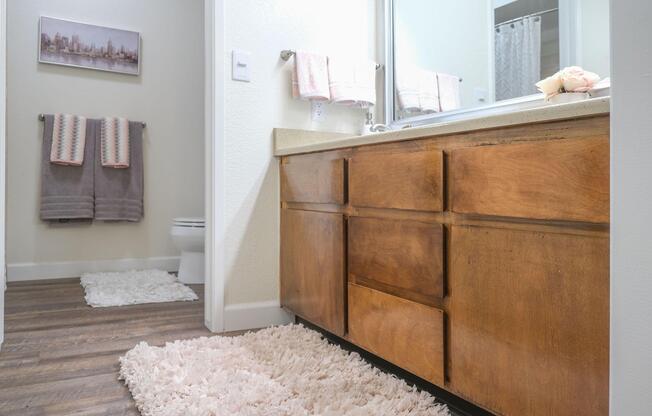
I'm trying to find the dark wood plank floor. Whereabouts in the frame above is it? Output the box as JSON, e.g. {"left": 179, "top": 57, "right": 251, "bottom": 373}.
{"left": 0, "top": 278, "right": 230, "bottom": 416}
{"left": 0, "top": 279, "right": 471, "bottom": 416}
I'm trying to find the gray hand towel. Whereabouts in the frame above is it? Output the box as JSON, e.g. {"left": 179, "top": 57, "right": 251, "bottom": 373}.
{"left": 40, "top": 114, "right": 95, "bottom": 221}
{"left": 94, "top": 120, "right": 144, "bottom": 221}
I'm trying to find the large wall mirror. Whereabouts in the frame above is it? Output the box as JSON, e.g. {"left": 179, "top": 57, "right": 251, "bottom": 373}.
{"left": 385, "top": 0, "right": 610, "bottom": 126}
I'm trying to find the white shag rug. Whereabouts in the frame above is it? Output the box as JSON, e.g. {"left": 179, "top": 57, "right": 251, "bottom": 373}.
{"left": 80, "top": 269, "right": 198, "bottom": 307}
{"left": 119, "top": 324, "right": 450, "bottom": 416}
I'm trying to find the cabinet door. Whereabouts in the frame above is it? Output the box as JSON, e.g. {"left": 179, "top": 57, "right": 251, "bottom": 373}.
{"left": 448, "top": 226, "right": 609, "bottom": 416}
{"left": 280, "top": 209, "right": 346, "bottom": 335}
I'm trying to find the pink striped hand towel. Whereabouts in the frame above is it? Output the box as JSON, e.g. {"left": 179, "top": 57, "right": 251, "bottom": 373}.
{"left": 100, "top": 117, "right": 130, "bottom": 168}
{"left": 49, "top": 113, "right": 87, "bottom": 166}
{"left": 291, "top": 51, "right": 331, "bottom": 101}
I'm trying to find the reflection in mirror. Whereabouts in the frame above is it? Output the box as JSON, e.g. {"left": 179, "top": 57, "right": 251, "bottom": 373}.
{"left": 495, "top": 1, "right": 558, "bottom": 100}
{"left": 391, "top": 0, "right": 610, "bottom": 124}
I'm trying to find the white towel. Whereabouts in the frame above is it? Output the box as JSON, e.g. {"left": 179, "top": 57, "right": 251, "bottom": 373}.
{"left": 291, "top": 51, "right": 330, "bottom": 101}
{"left": 327, "top": 57, "right": 356, "bottom": 106}
{"left": 354, "top": 60, "right": 377, "bottom": 107}
{"left": 328, "top": 57, "right": 376, "bottom": 107}
{"left": 437, "top": 73, "right": 461, "bottom": 112}
{"left": 396, "top": 64, "right": 420, "bottom": 112}
{"left": 418, "top": 69, "right": 440, "bottom": 113}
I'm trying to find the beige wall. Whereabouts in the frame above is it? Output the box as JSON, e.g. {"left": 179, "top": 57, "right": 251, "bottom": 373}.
{"left": 222, "top": 0, "right": 377, "bottom": 305}
{"left": 6, "top": 0, "right": 204, "bottom": 266}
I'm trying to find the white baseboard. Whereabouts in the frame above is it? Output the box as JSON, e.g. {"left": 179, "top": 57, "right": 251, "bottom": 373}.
{"left": 7, "top": 256, "right": 180, "bottom": 282}
{"left": 223, "top": 300, "right": 293, "bottom": 332}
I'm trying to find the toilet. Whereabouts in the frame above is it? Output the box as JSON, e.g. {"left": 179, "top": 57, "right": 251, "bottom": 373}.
{"left": 171, "top": 217, "right": 205, "bottom": 284}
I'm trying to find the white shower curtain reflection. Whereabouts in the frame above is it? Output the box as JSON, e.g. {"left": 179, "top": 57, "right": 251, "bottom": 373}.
{"left": 495, "top": 17, "right": 541, "bottom": 101}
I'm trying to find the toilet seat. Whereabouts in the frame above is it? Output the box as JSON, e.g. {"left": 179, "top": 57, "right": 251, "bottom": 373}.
{"left": 173, "top": 217, "right": 205, "bottom": 228}
{"left": 173, "top": 223, "right": 205, "bottom": 228}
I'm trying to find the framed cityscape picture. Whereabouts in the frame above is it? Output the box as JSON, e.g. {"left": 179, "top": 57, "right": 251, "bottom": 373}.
{"left": 39, "top": 16, "right": 140, "bottom": 75}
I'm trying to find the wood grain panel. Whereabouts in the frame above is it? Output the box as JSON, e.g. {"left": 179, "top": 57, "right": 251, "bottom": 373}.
{"left": 281, "top": 158, "right": 345, "bottom": 204}
{"left": 450, "top": 137, "right": 609, "bottom": 223}
{"left": 448, "top": 226, "right": 609, "bottom": 416}
{"left": 349, "top": 150, "right": 443, "bottom": 211}
{"left": 349, "top": 217, "right": 444, "bottom": 304}
{"left": 348, "top": 283, "right": 445, "bottom": 385}
{"left": 280, "top": 209, "right": 346, "bottom": 335}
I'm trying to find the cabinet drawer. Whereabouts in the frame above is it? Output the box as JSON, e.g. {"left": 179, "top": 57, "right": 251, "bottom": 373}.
{"left": 450, "top": 137, "right": 609, "bottom": 223}
{"left": 280, "top": 209, "right": 346, "bottom": 336}
{"left": 349, "top": 150, "right": 444, "bottom": 211}
{"left": 281, "top": 158, "right": 345, "bottom": 204}
{"left": 349, "top": 217, "right": 444, "bottom": 304}
{"left": 348, "top": 283, "right": 445, "bottom": 385}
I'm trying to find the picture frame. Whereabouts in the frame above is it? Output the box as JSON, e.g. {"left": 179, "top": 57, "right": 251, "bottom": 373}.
{"left": 38, "top": 16, "right": 141, "bottom": 76}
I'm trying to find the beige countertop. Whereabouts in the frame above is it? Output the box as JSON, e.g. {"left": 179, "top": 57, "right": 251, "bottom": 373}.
{"left": 274, "top": 97, "right": 610, "bottom": 156}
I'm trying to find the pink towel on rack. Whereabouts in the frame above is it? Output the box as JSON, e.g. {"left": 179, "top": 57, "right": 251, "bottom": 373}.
{"left": 437, "top": 73, "right": 461, "bottom": 112}
{"left": 291, "top": 51, "right": 330, "bottom": 101}
{"left": 100, "top": 117, "right": 130, "bottom": 168}
{"left": 328, "top": 57, "right": 376, "bottom": 107}
{"left": 50, "top": 113, "right": 87, "bottom": 166}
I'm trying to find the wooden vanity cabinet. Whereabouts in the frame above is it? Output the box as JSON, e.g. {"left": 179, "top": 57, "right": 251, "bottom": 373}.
{"left": 279, "top": 116, "right": 610, "bottom": 416}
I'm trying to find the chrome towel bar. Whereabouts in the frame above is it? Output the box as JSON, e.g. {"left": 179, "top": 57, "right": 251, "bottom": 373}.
{"left": 38, "top": 114, "right": 146, "bottom": 128}
{"left": 280, "top": 49, "right": 383, "bottom": 71}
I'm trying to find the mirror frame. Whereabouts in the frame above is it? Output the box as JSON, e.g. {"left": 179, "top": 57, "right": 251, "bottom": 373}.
{"left": 383, "top": 0, "right": 579, "bottom": 128}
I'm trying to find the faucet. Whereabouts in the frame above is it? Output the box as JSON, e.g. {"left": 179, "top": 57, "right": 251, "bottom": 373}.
{"left": 370, "top": 123, "right": 389, "bottom": 132}
{"left": 370, "top": 123, "right": 413, "bottom": 132}
{"left": 363, "top": 110, "right": 412, "bottom": 134}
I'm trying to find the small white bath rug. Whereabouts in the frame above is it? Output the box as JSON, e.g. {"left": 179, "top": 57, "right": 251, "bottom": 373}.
{"left": 80, "top": 269, "right": 198, "bottom": 307}
{"left": 119, "top": 324, "right": 450, "bottom": 416}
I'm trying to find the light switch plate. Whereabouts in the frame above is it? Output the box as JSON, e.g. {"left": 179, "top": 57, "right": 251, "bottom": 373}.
{"left": 232, "top": 50, "right": 251, "bottom": 82}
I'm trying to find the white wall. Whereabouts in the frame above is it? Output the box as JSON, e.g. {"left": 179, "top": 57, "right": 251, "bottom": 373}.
{"left": 579, "top": 0, "right": 610, "bottom": 78}
{"left": 610, "top": 1, "right": 652, "bottom": 415}
{"left": 222, "top": 0, "right": 377, "bottom": 307}
{"left": 6, "top": 0, "right": 204, "bottom": 274}
{"left": 394, "top": 0, "right": 491, "bottom": 108}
